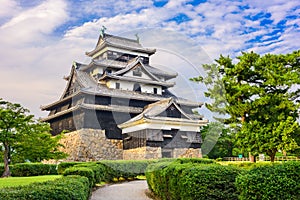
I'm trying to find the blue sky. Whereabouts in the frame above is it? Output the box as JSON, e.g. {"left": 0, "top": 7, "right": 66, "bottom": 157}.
{"left": 0, "top": 0, "right": 299, "bottom": 118}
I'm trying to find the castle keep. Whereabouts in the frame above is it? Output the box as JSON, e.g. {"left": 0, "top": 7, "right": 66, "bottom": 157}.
{"left": 41, "top": 33, "right": 208, "bottom": 161}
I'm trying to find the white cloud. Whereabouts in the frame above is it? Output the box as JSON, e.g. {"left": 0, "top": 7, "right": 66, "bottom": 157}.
{"left": 0, "top": 0, "right": 20, "bottom": 20}
{"left": 0, "top": 0, "right": 299, "bottom": 119}
{"left": 0, "top": 0, "right": 68, "bottom": 44}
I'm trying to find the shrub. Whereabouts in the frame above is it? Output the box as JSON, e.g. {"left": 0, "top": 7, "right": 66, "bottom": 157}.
{"left": 73, "top": 163, "right": 106, "bottom": 184}
{"left": 216, "top": 157, "right": 223, "bottom": 161}
{"left": 146, "top": 158, "right": 242, "bottom": 200}
{"left": 236, "top": 161, "right": 300, "bottom": 200}
{"left": 63, "top": 167, "right": 95, "bottom": 187}
{"left": 57, "top": 162, "right": 84, "bottom": 174}
{"left": 175, "top": 158, "right": 215, "bottom": 164}
{"left": 10, "top": 163, "right": 57, "bottom": 176}
{"left": 146, "top": 161, "right": 173, "bottom": 198}
{"left": 99, "top": 160, "right": 151, "bottom": 181}
{"left": 0, "top": 175, "right": 90, "bottom": 200}
{"left": 179, "top": 165, "right": 242, "bottom": 200}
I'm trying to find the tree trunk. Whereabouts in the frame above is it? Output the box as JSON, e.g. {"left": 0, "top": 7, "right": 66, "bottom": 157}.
{"left": 2, "top": 142, "right": 11, "bottom": 177}
{"left": 270, "top": 150, "right": 277, "bottom": 162}
{"left": 267, "top": 149, "right": 277, "bottom": 162}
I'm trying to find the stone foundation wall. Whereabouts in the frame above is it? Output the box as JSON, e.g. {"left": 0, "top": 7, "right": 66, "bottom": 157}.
{"left": 173, "top": 148, "right": 202, "bottom": 158}
{"left": 123, "top": 147, "right": 162, "bottom": 160}
{"left": 59, "top": 129, "right": 123, "bottom": 161}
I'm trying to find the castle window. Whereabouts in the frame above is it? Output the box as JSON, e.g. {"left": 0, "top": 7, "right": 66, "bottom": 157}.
{"left": 153, "top": 88, "right": 157, "bottom": 94}
{"left": 105, "top": 69, "right": 112, "bottom": 74}
{"left": 133, "top": 83, "right": 141, "bottom": 92}
{"left": 133, "top": 67, "right": 142, "bottom": 77}
{"left": 116, "top": 82, "right": 120, "bottom": 89}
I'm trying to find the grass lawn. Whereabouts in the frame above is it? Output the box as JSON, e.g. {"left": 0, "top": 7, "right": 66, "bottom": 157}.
{"left": 0, "top": 175, "right": 62, "bottom": 188}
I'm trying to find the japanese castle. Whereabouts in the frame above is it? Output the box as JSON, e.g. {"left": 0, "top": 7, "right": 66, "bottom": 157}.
{"left": 41, "top": 32, "right": 208, "bottom": 160}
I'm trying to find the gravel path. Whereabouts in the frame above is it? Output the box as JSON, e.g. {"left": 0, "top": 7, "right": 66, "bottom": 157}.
{"left": 91, "top": 180, "right": 152, "bottom": 200}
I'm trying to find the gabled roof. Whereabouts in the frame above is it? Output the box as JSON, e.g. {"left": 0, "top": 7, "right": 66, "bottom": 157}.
{"left": 41, "top": 66, "right": 202, "bottom": 111}
{"left": 86, "top": 34, "right": 156, "bottom": 57}
{"left": 98, "top": 57, "right": 175, "bottom": 87}
{"left": 118, "top": 98, "right": 208, "bottom": 130}
{"left": 80, "top": 59, "right": 177, "bottom": 80}
{"left": 113, "top": 57, "right": 159, "bottom": 80}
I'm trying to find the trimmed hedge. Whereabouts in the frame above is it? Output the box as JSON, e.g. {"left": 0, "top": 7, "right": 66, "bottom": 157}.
{"left": 57, "top": 162, "right": 84, "bottom": 174}
{"left": 179, "top": 165, "right": 242, "bottom": 200}
{"left": 63, "top": 167, "right": 95, "bottom": 187}
{"left": 0, "top": 175, "right": 90, "bottom": 200}
{"left": 236, "top": 161, "right": 300, "bottom": 200}
{"left": 0, "top": 163, "right": 57, "bottom": 177}
{"left": 99, "top": 160, "right": 151, "bottom": 181}
{"left": 11, "top": 163, "right": 57, "bottom": 176}
{"left": 146, "top": 159, "right": 242, "bottom": 200}
{"left": 73, "top": 163, "right": 107, "bottom": 184}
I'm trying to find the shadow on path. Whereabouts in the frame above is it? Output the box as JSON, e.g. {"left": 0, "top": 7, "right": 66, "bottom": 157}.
{"left": 91, "top": 180, "right": 152, "bottom": 200}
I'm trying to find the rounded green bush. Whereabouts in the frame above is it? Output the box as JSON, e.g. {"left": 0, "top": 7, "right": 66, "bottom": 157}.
{"left": 236, "top": 161, "right": 300, "bottom": 200}
{"left": 180, "top": 164, "right": 242, "bottom": 200}
{"left": 145, "top": 158, "right": 231, "bottom": 200}
{"left": 63, "top": 167, "right": 95, "bottom": 187}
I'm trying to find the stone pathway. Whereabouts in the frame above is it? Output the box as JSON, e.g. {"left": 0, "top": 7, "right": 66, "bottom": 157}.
{"left": 91, "top": 180, "right": 152, "bottom": 200}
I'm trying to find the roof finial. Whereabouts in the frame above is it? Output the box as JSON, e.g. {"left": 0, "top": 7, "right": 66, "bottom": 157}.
{"left": 100, "top": 26, "right": 107, "bottom": 38}
{"left": 135, "top": 33, "right": 140, "bottom": 43}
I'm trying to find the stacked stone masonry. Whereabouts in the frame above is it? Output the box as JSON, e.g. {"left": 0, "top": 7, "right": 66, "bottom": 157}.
{"left": 59, "top": 129, "right": 123, "bottom": 161}
{"left": 59, "top": 129, "right": 202, "bottom": 161}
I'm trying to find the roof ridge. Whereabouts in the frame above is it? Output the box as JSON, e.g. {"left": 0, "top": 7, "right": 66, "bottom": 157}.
{"left": 104, "top": 33, "right": 139, "bottom": 43}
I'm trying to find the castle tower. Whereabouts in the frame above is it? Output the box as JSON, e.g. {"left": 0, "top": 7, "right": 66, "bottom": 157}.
{"left": 41, "top": 33, "right": 207, "bottom": 161}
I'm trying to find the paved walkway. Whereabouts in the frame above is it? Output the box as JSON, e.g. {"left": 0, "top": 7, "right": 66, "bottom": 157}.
{"left": 91, "top": 180, "right": 152, "bottom": 200}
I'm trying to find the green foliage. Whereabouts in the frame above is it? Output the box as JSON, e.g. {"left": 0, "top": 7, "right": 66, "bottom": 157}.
{"left": 180, "top": 165, "right": 243, "bottom": 200}
{"left": 201, "top": 122, "right": 235, "bottom": 158}
{"left": 0, "top": 99, "right": 33, "bottom": 176}
{"left": 0, "top": 99, "right": 67, "bottom": 177}
{"left": 57, "top": 162, "right": 84, "bottom": 174}
{"left": 10, "top": 163, "right": 57, "bottom": 176}
{"left": 236, "top": 162, "right": 300, "bottom": 200}
{"left": 228, "top": 162, "right": 279, "bottom": 170}
{"left": 190, "top": 63, "right": 228, "bottom": 121}
{"left": 99, "top": 160, "right": 151, "bottom": 181}
{"left": 146, "top": 159, "right": 242, "bottom": 200}
{"left": 0, "top": 175, "right": 90, "bottom": 200}
{"left": 73, "top": 163, "right": 106, "bottom": 184}
{"left": 145, "top": 161, "right": 173, "bottom": 197}
{"left": 174, "top": 157, "right": 215, "bottom": 164}
{"left": 12, "top": 124, "right": 67, "bottom": 163}
{"left": 0, "top": 163, "right": 57, "bottom": 177}
{"left": 59, "top": 160, "right": 152, "bottom": 184}
{"left": 63, "top": 167, "right": 95, "bottom": 187}
{"left": 192, "top": 51, "right": 300, "bottom": 162}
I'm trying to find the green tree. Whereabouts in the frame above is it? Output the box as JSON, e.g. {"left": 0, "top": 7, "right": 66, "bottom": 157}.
{"left": 190, "top": 63, "right": 228, "bottom": 122}
{"left": 200, "top": 122, "right": 235, "bottom": 159}
{"left": 192, "top": 50, "right": 300, "bottom": 162}
{"left": 0, "top": 99, "right": 67, "bottom": 177}
{"left": 11, "top": 122, "right": 67, "bottom": 163}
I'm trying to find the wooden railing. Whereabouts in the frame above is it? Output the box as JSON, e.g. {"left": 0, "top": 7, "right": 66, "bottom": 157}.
{"left": 223, "top": 156, "right": 300, "bottom": 161}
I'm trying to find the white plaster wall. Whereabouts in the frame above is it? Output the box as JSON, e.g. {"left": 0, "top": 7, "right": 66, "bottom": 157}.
{"left": 142, "top": 84, "right": 162, "bottom": 95}
{"left": 108, "top": 80, "right": 162, "bottom": 95}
